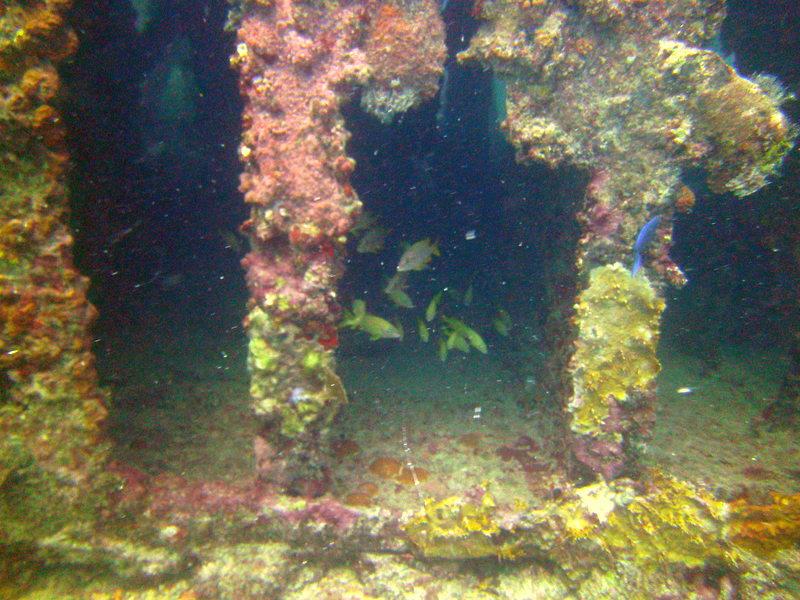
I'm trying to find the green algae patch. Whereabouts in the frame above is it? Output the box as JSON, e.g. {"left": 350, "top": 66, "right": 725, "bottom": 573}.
{"left": 569, "top": 263, "right": 665, "bottom": 435}
{"left": 247, "top": 305, "right": 347, "bottom": 438}
{"left": 249, "top": 336, "right": 280, "bottom": 374}
{"left": 302, "top": 349, "right": 323, "bottom": 371}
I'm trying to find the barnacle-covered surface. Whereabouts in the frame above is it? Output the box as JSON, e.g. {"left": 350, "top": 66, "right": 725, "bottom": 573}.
{"left": 0, "top": 0, "right": 110, "bottom": 555}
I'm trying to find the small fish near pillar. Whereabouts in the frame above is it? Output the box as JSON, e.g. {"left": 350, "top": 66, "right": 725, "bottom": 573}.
{"left": 231, "top": 0, "right": 445, "bottom": 493}
{"left": 460, "top": 0, "right": 795, "bottom": 480}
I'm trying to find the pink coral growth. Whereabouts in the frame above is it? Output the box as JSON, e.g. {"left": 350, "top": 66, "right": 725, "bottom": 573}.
{"left": 361, "top": 1, "right": 446, "bottom": 120}
{"left": 572, "top": 434, "right": 625, "bottom": 480}
{"left": 241, "top": 247, "right": 340, "bottom": 322}
{"left": 234, "top": 0, "right": 371, "bottom": 335}
{"left": 148, "top": 473, "right": 269, "bottom": 518}
{"left": 584, "top": 200, "right": 624, "bottom": 238}
{"left": 585, "top": 168, "right": 611, "bottom": 201}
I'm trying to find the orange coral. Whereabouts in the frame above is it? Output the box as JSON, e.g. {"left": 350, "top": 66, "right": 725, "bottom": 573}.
{"left": 674, "top": 184, "right": 696, "bottom": 214}
{"left": 21, "top": 66, "right": 60, "bottom": 102}
{"left": 344, "top": 492, "right": 373, "bottom": 507}
{"left": 355, "top": 482, "right": 379, "bottom": 497}
{"left": 31, "top": 104, "right": 65, "bottom": 148}
{"left": 0, "top": 0, "right": 108, "bottom": 514}
{"left": 24, "top": 10, "right": 64, "bottom": 40}
{"left": 344, "top": 481, "right": 380, "bottom": 506}
{"left": 363, "top": 0, "right": 445, "bottom": 102}
{"left": 365, "top": 5, "right": 417, "bottom": 86}
{"left": 458, "top": 432, "right": 483, "bottom": 450}
{"left": 396, "top": 466, "right": 430, "bottom": 485}
{"left": 368, "top": 457, "right": 430, "bottom": 485}
{"left": 369, "top": 457, "right": 403, "bottom": 479}
{"left": 574, "top": 37, "right": 595, "bottom": 56}
{"left": 727, "top": 492, "right": 800, "bottom": 556}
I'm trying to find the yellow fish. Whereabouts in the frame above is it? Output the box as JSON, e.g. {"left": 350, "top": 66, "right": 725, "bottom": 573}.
{"left": 384, "top": 272, "right": 413, "bottom": 308}
{"left": 426, "top": 291, "right": 443, "bottom": 322}
{"left": 219, "top": 228, "right": 244, "bottom": 253}
{"left": 386, "top": 288, "right": 414, "bottom": 308}
{"left": 351, "top": 210, "right": 377, "bottom": 234}
{"left": 464, "top": 284, "right": 474, "bottom": 306}
{"left": 492, "top": 308, "right": 512, "bottom": 337}
{"left": 341, "top": 300, "right": 403, "bottom": 341}
{"left": 417, "top": 318, "right": 430, "bottom": 342}
{"left": 442, "top": 316, "right": 487, "bottom": 354}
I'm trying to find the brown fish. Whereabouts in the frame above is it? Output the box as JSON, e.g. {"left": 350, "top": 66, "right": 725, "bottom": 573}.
{"left": 397, "top": 238, "right": 440, "bottom": 272}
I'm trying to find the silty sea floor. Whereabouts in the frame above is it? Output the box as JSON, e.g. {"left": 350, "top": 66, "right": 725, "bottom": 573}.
{"left": 103, "top": 318, "right": 800, "bottom": 511}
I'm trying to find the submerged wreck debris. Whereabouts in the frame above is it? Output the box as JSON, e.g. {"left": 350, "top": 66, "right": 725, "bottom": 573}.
{"left": 460, "top": 0, "right": 795, "bottom": 480}
{"left": 232, "top": 0, "right": 445, "bottom": 493}
{"left": 402, "top": 471, "right": 800, "bottom": 591}
{"left": 0, "top": 0, "right": 111, "bottom": 546}
{"left": 9, "top": 460, "right": 796, "bottom": 596}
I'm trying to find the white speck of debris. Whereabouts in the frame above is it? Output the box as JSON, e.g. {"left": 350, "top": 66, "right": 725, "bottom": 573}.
{"left": 465, "top": 230, "right": 476, "bottom": 240}
{"left": 676, "top": 387, "right": 694, "bottom": 395}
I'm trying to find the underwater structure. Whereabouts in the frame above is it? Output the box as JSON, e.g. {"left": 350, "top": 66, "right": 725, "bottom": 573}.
{"left": 459, "top": 0, "right": 796, "bottom": 482}
{"left": 2, "top": 0, "right": 800, "bottom": 597}
{"left": 232, "top": 0, "right": 446, "bottom": 494}
{"left": 0, "top": 0, "right": 111, "bottom": 551}
{"left": 232, "top": 0, "right": 797, "bottom": 489}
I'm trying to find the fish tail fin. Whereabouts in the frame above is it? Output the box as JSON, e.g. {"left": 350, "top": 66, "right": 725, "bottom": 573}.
{"left": 353, "top": 299, "right": 366, "bottom": 318}
{"left": 342, "top": 300, "right": 365, "bottom": 328}
{"left": 340, "top": 313, "right": 356, "bottom": 329}
{"left": 631, "top": 253, "right": 642, "bottom": 275}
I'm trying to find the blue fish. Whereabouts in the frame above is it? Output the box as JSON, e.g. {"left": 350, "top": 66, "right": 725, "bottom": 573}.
{"left": 631, "top": 215, "right": 661, "bottom": 275}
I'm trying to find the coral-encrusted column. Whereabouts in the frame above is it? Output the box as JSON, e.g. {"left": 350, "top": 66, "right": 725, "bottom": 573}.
{"left": 0, "top": 0, "right": 109, "bottom": 539}
{"left": 461, "top": 0, "right": 796, "bottom": 480}
{"left": 232, "top": 0, "right": 444, "bottom": 494}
